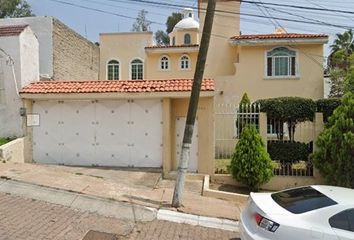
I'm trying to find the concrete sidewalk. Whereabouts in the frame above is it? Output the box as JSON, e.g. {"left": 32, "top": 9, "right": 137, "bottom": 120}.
{"left": 0, "top": 162, "right": 244, "bottom": 221}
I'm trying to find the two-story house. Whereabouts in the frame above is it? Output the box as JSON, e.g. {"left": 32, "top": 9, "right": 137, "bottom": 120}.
{"left": 20, "top": 0, "right": 328, "bottom": 176}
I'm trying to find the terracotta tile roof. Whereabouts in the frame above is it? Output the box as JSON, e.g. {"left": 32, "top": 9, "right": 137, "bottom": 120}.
{"left": 145, "top": 44, "right": 199, "bottom": 49}
{"left": 20, "top": 79, "right": 215, "bottom": 94}
{"left": 0, "top": 25, "right": 28, "bottom": 37}
{"left": 230, "top": 33, "right": 328, "bottom": 40}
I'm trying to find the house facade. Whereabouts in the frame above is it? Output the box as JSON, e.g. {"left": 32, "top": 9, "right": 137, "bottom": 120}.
{"left": 0, "top": 25, "right": 39, "bottom": 137}
{"left": 0, "top": 17, "right": 99, "bottom": 81}
{"left": 19, "top": 0, "right": 328, "bottom": 176}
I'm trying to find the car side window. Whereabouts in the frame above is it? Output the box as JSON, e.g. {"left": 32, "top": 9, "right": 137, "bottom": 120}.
{"left": 329, "top": 209, "right": 354, "bottom": 232}
{"left": 348, "top": 209, "right": 354, "bottom": 231}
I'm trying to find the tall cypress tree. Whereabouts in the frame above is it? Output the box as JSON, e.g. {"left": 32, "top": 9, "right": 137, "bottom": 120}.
{"left": 231, "top": 125, "right": 273, "bottom": 191}
{"left": 312, "top": 92, "right": 354, "bottom": 188}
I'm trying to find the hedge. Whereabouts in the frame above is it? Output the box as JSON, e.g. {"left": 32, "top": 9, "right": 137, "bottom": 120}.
{"left": 316, "top": 98, "right": 341, "bottom": 122}
{"left": 255, "top": 97, "right": 316, "bottom": 122}
{"left": 267, "top": 140, "right": 312, "bottom": 163}
{"left": 255, "top": 97, "right": 316, "bottom": 141}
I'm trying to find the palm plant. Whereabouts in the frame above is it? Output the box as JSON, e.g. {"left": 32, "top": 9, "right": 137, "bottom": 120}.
{"left": 329, "top": 30, "right": 354, "bottom": 70}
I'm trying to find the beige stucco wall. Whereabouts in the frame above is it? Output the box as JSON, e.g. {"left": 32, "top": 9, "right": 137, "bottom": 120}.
{"left": 52, "top": 19, "right": 99, "bottom": 80}
{"left": 99, "top": 32, "right": 153, "bottom": 80}
{"left": 200, "top": 0, "right": 241, "bottom": 77}
{"left": 214, "top": 44, "right": 325, "bottom": 105}
{"left": 145, "top": 52, "right": 197, "bottom": 79}
{"left": 169, "top": 97, "right": 215, "bottom": 175}
{"left": 169, "top": 29, "right": 199, "bottom": 45}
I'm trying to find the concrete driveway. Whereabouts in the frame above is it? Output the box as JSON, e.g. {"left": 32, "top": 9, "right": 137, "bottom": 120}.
{"left": 0, "top": 162, "right": 242, "bottom": 220}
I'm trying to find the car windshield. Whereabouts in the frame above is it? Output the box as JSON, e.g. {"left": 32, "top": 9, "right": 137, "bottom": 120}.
{"left": 271, "top": 186, "right": 338, "bottom": 214}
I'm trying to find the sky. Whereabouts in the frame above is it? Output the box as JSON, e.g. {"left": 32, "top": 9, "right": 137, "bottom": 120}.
{"left": 26, "top": 0, "right": 354, "bottom": 56}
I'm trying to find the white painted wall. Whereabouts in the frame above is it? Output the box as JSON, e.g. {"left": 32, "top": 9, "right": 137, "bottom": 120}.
{"left": 0, "top": 27, "right": 39, "bottom": 137}
{"left": 0, "top": 17, "right": 53, "bottom": 78}
{"left": 20, "top": 27, "right": 40, "bottom": 87}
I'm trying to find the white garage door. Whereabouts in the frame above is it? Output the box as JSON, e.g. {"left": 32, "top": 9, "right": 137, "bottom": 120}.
{"left": 32, "top": 99, "right": 163, "bottom": 167}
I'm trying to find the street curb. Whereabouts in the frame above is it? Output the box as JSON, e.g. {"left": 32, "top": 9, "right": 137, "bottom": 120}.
{"left": 0, "top": 178, "right": 239, "bottom": 232}
{"left": 0, "top": 178, "right": 156, "bottom": 222}
{"left": 157, "top": 209, "right": 239, "bottom": 232}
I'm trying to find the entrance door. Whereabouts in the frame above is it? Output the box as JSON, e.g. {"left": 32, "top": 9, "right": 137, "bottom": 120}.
{"left": 175, "top": 117, "right": 198, "bottom": 172}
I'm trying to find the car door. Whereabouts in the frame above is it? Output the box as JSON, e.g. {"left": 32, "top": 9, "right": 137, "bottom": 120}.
{"left": 329, "top": 209, "right": 354, "bottom": 240}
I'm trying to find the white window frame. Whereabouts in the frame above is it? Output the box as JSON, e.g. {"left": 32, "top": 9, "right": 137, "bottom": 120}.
{"left": 264, "top": 47, "right": 299, "bottom": 79}
{"left": 180, "top": 54, "right": 191, "bottom": 71}
{"left": 159, "top": 55, "right": 170, "bottom": 71}
{"left": 106, "top": 59, "right": 120, "bottom": 80}
{"left": 130, "top": 58, "right": 144, "bottom": 80}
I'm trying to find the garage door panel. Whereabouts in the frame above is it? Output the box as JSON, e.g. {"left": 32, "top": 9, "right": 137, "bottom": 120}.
{"left": 60, "top": 100, "right": 95, "bottom": 165}
{"left": 33, "top": 101, "right": 63, "bottom": 164}
{"left": 95, "top": 100, "right": 130, "bottom": 166}
{"left": 130, "top": 99, "right": 163, "bottom": 167}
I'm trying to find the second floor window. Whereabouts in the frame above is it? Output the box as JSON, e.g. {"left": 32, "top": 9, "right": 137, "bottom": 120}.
{"left": 267, "top": 47, "right": 296, "bottom": 77}
{"left": 160, "top": 56, "right": 169, "bottom": 70}
{"left": 131, "top": 59, "right": 143, "bottom": 80}
{"left": 107, "top": 60, "right": 119, "bottom": 80}
{"left": 180, "top": 55, "right": 190, "bottom": 70}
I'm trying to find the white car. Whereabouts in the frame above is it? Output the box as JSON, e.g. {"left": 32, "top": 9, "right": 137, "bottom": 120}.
{"left": 240, "top": 185, "right": 354, "bottom": 240}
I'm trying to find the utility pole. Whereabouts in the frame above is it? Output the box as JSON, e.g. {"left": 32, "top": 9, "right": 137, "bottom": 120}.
{"left": 172, "top": 0, "right": 216, "bottom": 208}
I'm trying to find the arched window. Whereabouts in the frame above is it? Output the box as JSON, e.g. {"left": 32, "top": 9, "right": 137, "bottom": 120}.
{"left": 267, "top": 47, "right": 297, "bottom": 77}
{"left": 172, "top": 36, "right": 176, "bottom": 46}
{"left": 180, "top": 55, "right": 190, "bottom": 70}
{"left": 184, "top": 33, "right": 191, "bottom": 45}
{"left": 131, "top": 59, "right": 143, "bottom": 80}
{"left": 107, "top": 60, "right": 119, "bottom": 80}
{"left": 160, "top": 56, "right": 169, "bottom": 70}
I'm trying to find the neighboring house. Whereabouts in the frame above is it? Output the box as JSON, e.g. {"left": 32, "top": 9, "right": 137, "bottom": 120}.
{"left": 0, "top": 25, "right": 39, "bottom": 137}
{"left": 19, "top": 0, "right": 329, "bottom": 176}
{"left": 0, "top": 16, "right": 99, "bottom": 80}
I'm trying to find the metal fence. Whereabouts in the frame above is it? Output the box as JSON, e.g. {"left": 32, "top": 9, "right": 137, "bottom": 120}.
{"left": 215, "top": 103, "right": 315, "bottom": 177}
{"left": 214, "top": 103, "right": 260, "bottom": 159}
{"left": 266, "top": 119, "right": 315, "bottom": 177}
{"left": 215, "top": 103, "right": 238, "bottom": 160}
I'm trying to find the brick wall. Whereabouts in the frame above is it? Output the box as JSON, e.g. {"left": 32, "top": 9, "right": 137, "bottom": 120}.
{"left": 52, "top": 19, "right": 99, "bottom": 80}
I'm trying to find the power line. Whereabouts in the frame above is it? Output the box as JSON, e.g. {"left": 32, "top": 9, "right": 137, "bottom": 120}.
{"left": 240, "top": 0, "right": 354, "bottom": 15}
{"left": 103, "top": 0, "right": 354, "bottom": 29}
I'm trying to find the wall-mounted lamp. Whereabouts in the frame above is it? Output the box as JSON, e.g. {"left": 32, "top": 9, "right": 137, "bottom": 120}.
{"left": 19, "top": 107, "right": 26, "bottom": 117}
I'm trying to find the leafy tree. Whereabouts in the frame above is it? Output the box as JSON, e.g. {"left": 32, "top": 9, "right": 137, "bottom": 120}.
{"left": 166, "top": 12, "right": 183, "bottom": 33}
{"left": 330, "top": 30, "right": 354, "bottom": 69}
{"left": 0, "top": 0, "right": 34, "bottom": 18}
{"left": 131, "top": 9, "right": 151, "bottom": 32}
{"left": 312, "top": 93, "right": 354, "bottom": 188}
{"left": 328, "top": 30, "right": 354, "bottom": 97}
{"left": 231, "top": 125, "right": 273, "bottom": 191}
{"left": 154, "top": 12, "right": 183, "bottom": 45}
{"left": 256, "top": 97, "right": 316, "bottom": 141}
{"left": 155, "top": 30, "right": 169, "bottom": 45}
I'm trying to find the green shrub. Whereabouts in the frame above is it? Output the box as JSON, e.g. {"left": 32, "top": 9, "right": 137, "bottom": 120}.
{"left": 312, "top": 93, "right": 354, "bottom": 188}
{"left": 268, "top": 141, "right": 312, "bottom": 163}
{"left": 316, "top": 98, "right": 342, "bottom": 122}
{"left": 230, "top": 125, "right": 273, "bottom": 191}
{"left": 237, "top": 93, "right": 252, "bottom": 136}
{"left": 255, "top": 97, "right": 316, "bottom": 141}
{"left": 0, "top": 137, "right": 12, "bottom": 146}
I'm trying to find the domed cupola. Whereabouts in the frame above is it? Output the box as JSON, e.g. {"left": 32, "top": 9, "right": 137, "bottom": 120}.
{"left": 173, "top": 8, "right": 199, "bottom": 31}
